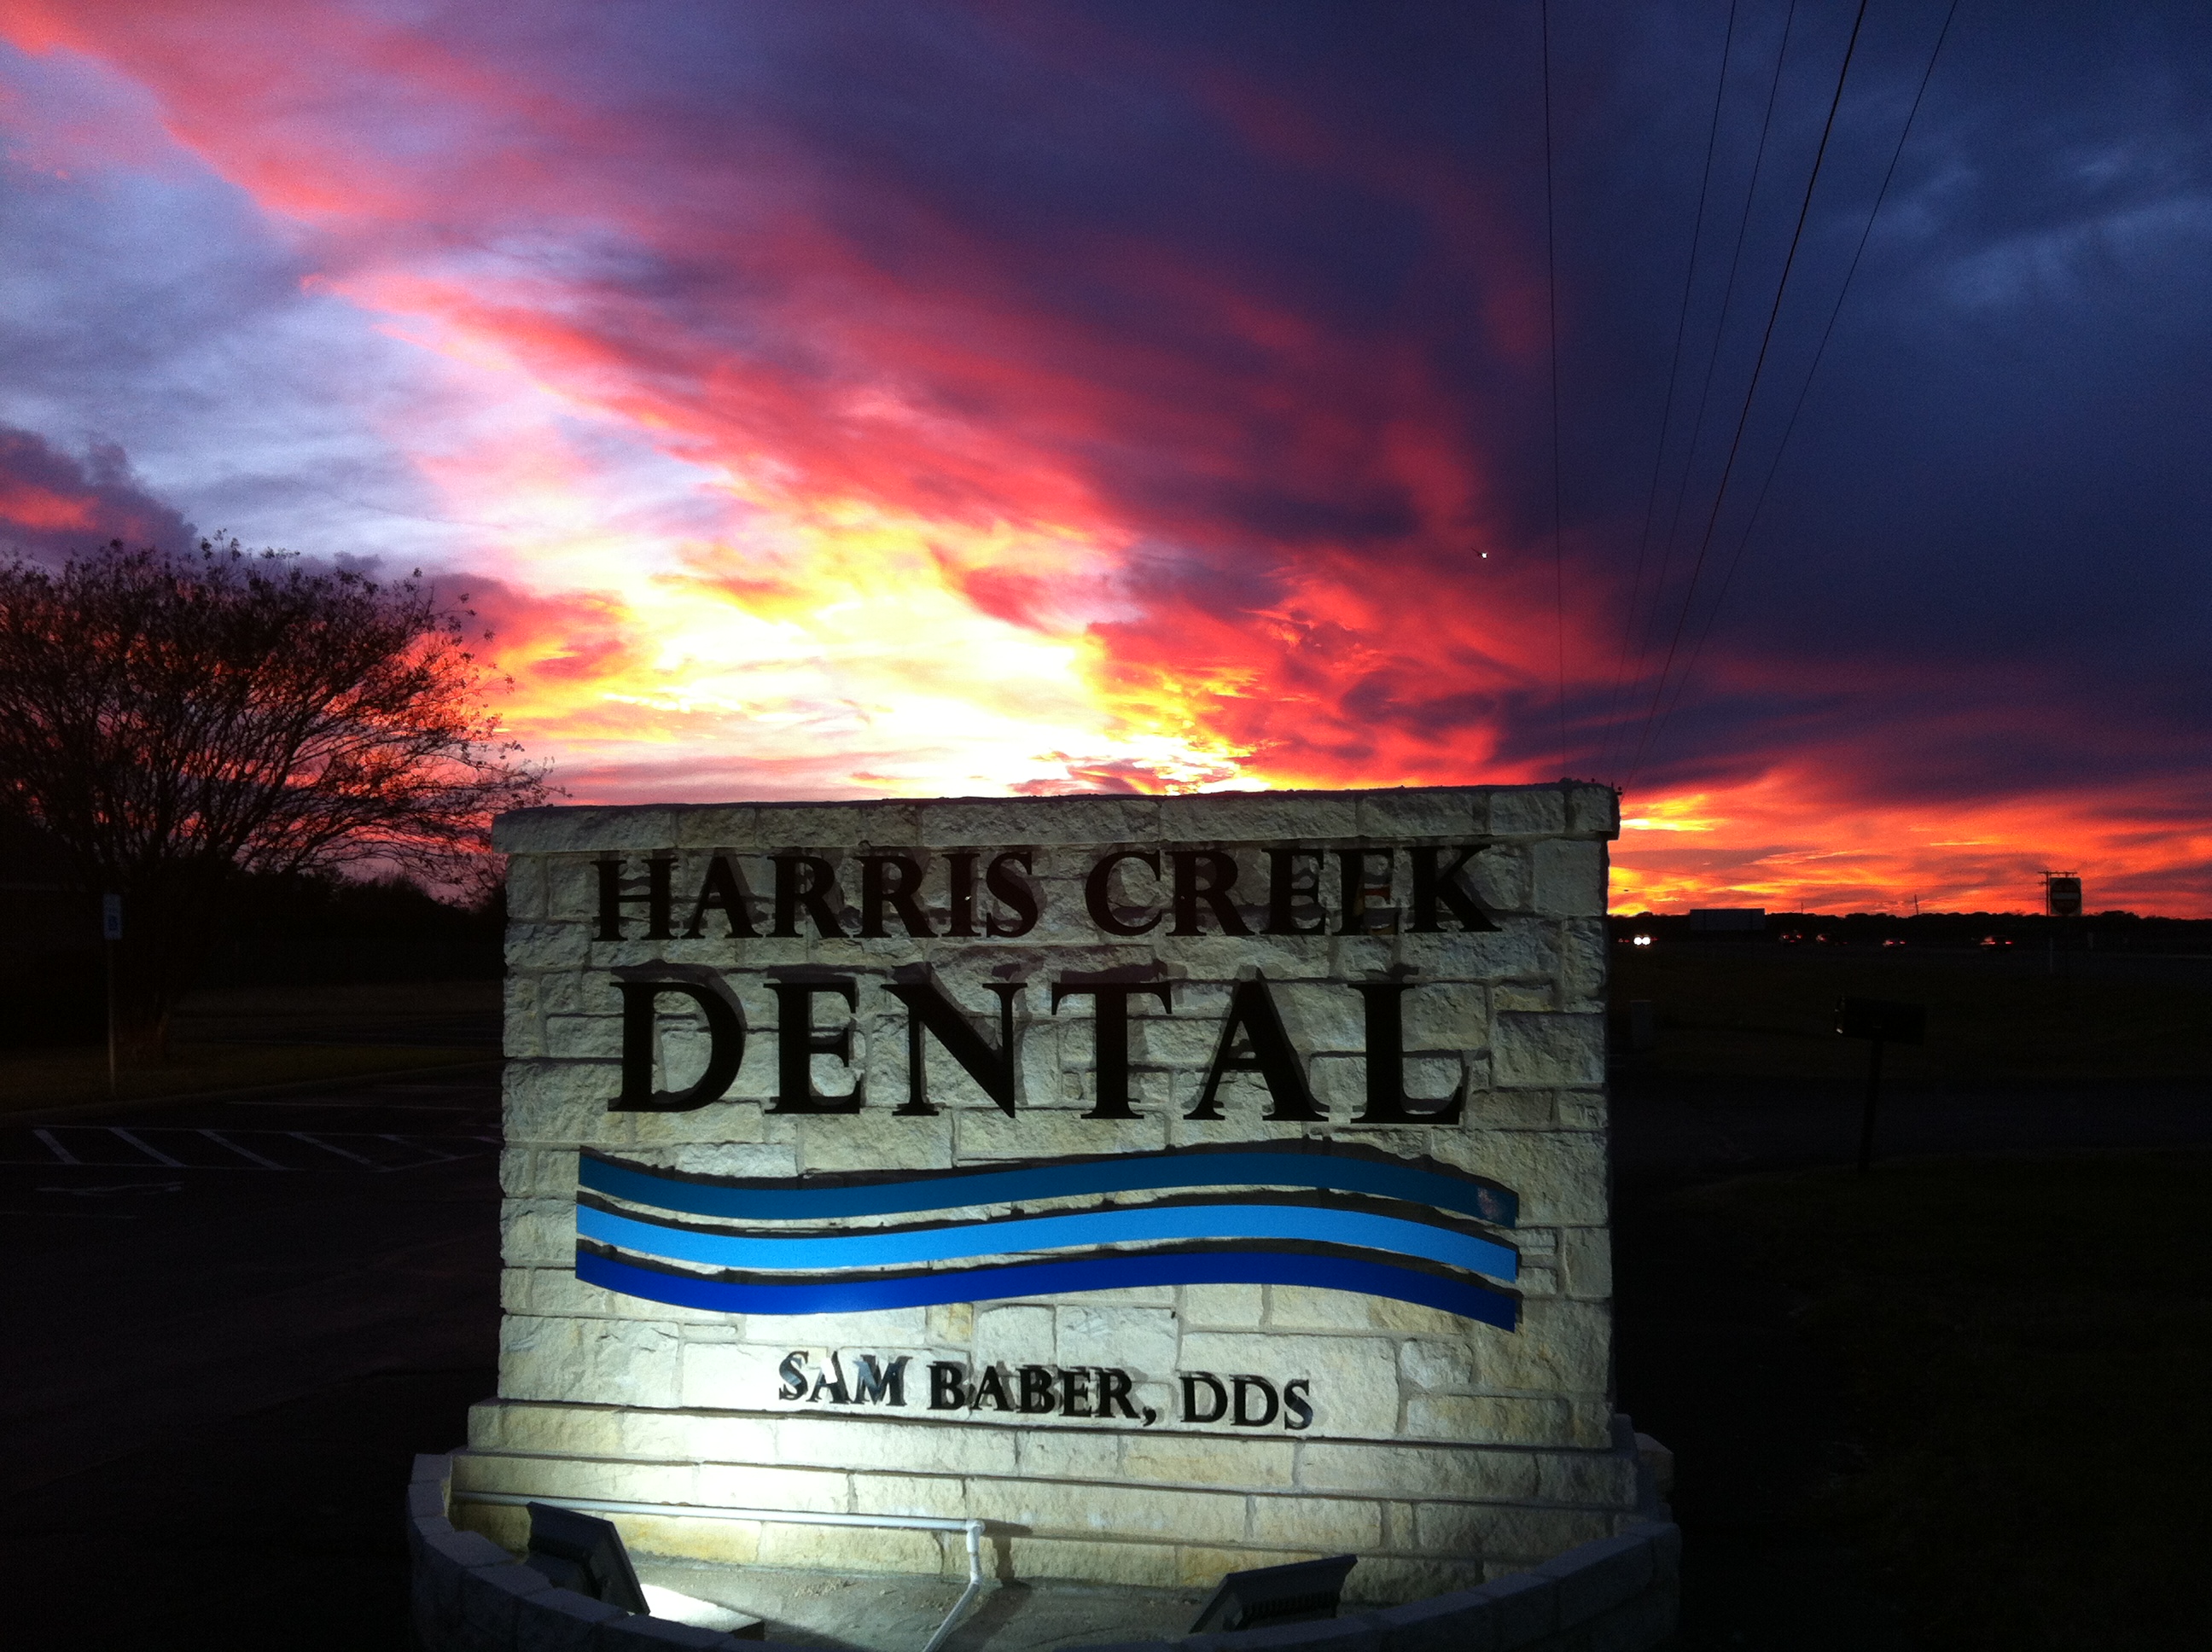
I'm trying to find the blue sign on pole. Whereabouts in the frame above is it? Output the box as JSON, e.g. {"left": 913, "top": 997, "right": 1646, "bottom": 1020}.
{"left": 102, "top": 893, "right": 123, "bottom": 941}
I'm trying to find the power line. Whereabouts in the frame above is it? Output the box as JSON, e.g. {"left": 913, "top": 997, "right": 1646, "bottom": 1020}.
{"left": 1619, "top": 0, "right": 1802, "bottom": 769}
{"left": 1598, "top": 0, "right": 1742, "bottom": 775}
{"left": 1626, "top": 0, "right": 1872, "bottom": 789}
{"left": 1647, "top": 0, "right": 1960, "bottom": 760}
{"left": 1541, "top": 0, "right": 1568, "bottom": 777}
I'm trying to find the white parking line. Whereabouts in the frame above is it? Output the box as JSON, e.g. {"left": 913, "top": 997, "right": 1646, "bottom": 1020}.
{"left": 288, "top": 1131, "right": 379, "bottom": 1166}
{"left": 110, "top": 1128, "right": 186, "bottom": 1167}
{"left": 197, "top": 1129, "right": 290, "bottom": 1170}
{"left": 33, "top": 1128, "right": 78, "bottom": 1166}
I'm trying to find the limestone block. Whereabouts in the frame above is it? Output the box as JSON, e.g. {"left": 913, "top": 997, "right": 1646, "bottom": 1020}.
{"left": 780, "top": 1414, "right": 1019, "bottom": 1476}
{"left": 629, "top": 1140, "right": 791, "bottom": 1178}
{"left": 604, "top": 1511, "right": 765, "bottom": 1573}
{"left": 1124, "top": 1431, "right": 1295, "bottom": 1487}
{"left": 501, "top": 1197, "right": 576, "bottom": 1266}
{"left": 1273, "top": 981, "right": 1367, "bottom": 1052}
{"left": 1475, "top": 1131, "right": 1608, "bottom": 1225}
{"left": 1536, "top": 1450, "right": 1639, "bottom": 1508}
{"left": 839, "top": 1470, "right": 972, "bottom": 1520}
{"left": 1401, "top": 982, "right": 1487, "bottom": 1051}
{"left": 1557, "top": 919, "right": 1608, "bottom": 1012}
{"left": 547, "top": 1013, "right": 622, "bottom": 1062}
{"left": 1180, "top": 1283, "right": 1265, "bottom": 1327}
{"left": 509, "top": 922, "right": 591, "bottom": 971}
{"left": 506, "top": 1058, "right": 619, "bottom": 1145}
{"left": 504, "top": 854, "right": 550, "bottom": 921}
{"left": 954, "top": 1107, "right": 1167, "bottom": 1160}
{"left": 1057, "top": 1305, "right": 1181, "bottom": 1379}
{"left": 681, "top": 1341, "right": 795, "bottom": 1411}
{"left": 1250, "top": 1493, "right": 1384, "bottom": 1550}
{"left": 1493, "top": 1012, "right": 1604, "bottom": 1087}
{"left": 756, "top": 1521, "right": 942, "bottom": 1573}
{"left": 1564, "top": 784, "right": 1619, "bottom": 838}
{"left": 506, "top": 978, "right": 546, "bottom": 1058}
{"left": 736, "top": 1306, "right": 929, "bottom": 1347}
{"left": 799, "top": 1112, "right": 952, "bottom": 1172}
{"left": 1556, "top": 1091, "right": 1607, "bottom": 1131}
{"left": 456, "top": 1450, "right": 692, "bottom": 1506}
{"left": 1161, "top": 790, "right": 1363, "bottom": 841}
{"left": 975, "top": 1304, "right": 1057, "bottom": 1368}
{"left": 1400, "top": 1393, "right": 1572, "bottom": 1446}
{"left": 969, "top": 1476, "right": 1248, "bottom": 1543}
{"left": 660, "top": 1409, "right": 781, "bottom": 1463}
{"left": 1400, "top": 1337, "right": 1481, "bottom": 1394}
{"left": 1532, "top": 841, "right": 1606, "bottom": 918}
{"left": 1011, "top": 1428, "right": 1126, "bottom": 1481}
{"left": 1411, "top": 923, "right": 1558, "bottom": 984}
{"left": 500, "top": 1314, "right": 683, "bottom": 1408}
{"left": 1293, "top": 1440, "right": 1537, "bottom": 1500}
{"left": 1263, "top": 1286, "right": 1464, "bottom": 1338}
{"left": 1177, "top": 1331, "right": 1399, "bottom": 1438}
{"left": 919, "top": 794, "right": 1161, "bottom": 846}
{"left": 1467, "top": 1298, "right": 1610, "bottom": 1396}
{"left": 1487, "top": 788, "right": 1567, "bottom": 839}
{"left": 1462, "top": 844, "right": 1532, "bottom": 914}
{"left": 1356, "top": 790, "right": 1483, "bottom": 840}
{"left": 1558, "top": 1227, "right": 1613, "bottom": 1300}
{"left": 690, "top": 1461, "right": 854, "bottom": 1511}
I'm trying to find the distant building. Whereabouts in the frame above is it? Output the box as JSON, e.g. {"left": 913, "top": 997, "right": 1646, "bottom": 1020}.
{"left": 1688, "top": 907, "right": 1766, "bottom": 935}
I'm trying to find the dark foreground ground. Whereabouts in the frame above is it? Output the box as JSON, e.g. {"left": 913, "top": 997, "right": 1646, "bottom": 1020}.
{"left": 3, "top": 956, "right": 2208, "bottom": 1649}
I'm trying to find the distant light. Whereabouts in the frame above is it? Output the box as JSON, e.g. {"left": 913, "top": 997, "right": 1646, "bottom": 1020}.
{"left": 1632, "top": 934, "right": 1654, "bottom": 947}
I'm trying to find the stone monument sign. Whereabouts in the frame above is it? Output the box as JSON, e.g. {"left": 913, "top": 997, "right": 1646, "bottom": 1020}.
{"left": 458, "top": 782, "right": 1640, "bottom": 1601}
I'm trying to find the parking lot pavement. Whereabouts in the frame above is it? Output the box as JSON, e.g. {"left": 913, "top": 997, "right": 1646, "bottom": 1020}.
{"left": 1612, "top": 1071, "right": 2212, "bottom": 1180}
{"left": 1, "top": 1072, "right": 504, "bottom": 1649}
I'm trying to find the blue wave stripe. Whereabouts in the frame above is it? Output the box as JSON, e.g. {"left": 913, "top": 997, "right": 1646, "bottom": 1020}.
{"left": 579, "top": 1201, "right": 1517, "bottom": 1282}
{"left": 577, "top": 1247, "right": 1517, "bottom": 1329}
{"left": 581, "top": 1149, "right": 1515, "bottom": 1226}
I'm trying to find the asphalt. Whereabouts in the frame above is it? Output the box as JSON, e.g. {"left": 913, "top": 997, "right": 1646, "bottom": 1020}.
{"left": 1, "top": 1073, "right": 503, "bottom": 1650}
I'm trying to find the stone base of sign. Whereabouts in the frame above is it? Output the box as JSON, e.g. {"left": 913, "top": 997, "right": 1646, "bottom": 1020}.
{"left": 410, "top": 1443, "right": 1679, "bottom": 1651}
{"left": 449, "top": 1406, "right": 1648, "bottom": 1602}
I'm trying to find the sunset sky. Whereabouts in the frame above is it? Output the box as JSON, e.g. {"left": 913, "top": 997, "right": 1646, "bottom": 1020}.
{"left": 2, "top": 2, "right": 2206, "bottom": 914}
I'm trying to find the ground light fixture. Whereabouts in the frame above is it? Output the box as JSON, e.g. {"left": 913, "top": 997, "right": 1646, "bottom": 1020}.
{"left": 1187, "top": 1554, "right": 1359, "bottom": 1633}
{"left": 523, "top": 1502, "right": 649, "bottom": 1615}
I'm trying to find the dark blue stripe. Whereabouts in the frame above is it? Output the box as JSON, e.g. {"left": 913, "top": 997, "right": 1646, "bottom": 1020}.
{"left": 576, "top": 1246, "right": 1518, "bottom": 1329}
{"left": 580, "top": 1149, "right": 1515, "bottom": 1227}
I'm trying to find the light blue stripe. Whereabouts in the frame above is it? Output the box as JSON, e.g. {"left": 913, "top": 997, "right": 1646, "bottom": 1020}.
{"left": 577, "top": 1201, "right": 1517, "bottom": 1282}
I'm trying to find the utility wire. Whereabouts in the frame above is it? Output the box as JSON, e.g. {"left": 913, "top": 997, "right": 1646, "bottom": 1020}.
{"left": 1645, "top": 0, "right": 1959, "bottom": 760}
{"left": 1626, "top": 0, "right": 1871, "bottom": 788}
{"left": 1541, "top": 0, "right": 1568, "bottom": 777}
{"left": 1621, "top": 0, "right": 1801, "bottom": 755}
{"left": 1598, "top": 0, "right": 1741, "bottom": 775}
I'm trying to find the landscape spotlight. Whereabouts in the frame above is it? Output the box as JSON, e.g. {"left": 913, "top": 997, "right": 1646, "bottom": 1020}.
{"left": 523, "top": 1502, "right": 649, "bottom": 1615}
{"left": 1188, "top": 1554, "right": 1358, "bottom": 1633}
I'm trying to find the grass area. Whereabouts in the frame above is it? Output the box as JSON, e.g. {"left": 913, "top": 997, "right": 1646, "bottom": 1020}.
{"left": 0, "top": 1041, "right": 493, "bottom": 1114}
{"left": 1610, "top": 947, "right": 2212, "bottom": 1085}
{"left": 1671, "top": 1152, "right": 2212, "bottom": 1652}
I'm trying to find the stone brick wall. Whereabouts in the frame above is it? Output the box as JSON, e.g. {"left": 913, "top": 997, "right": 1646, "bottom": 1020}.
{"left": 463, "top": 783, "right": 1633, "bottom": 1601}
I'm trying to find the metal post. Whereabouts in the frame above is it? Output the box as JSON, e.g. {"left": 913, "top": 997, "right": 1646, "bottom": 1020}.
{"left": 106, "top": 939, "right": 119, "bottom": 1098}
{"left": 102, "top": 893, "right": 123, "bottom": 1098}
{"left": 1855, "top": 1035, "right": 1884, "bottom": 1172}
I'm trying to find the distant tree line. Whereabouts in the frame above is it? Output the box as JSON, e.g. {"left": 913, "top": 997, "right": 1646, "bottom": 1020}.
{"left": 0, "top": 538, "right": 546, "bottom": 1053}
